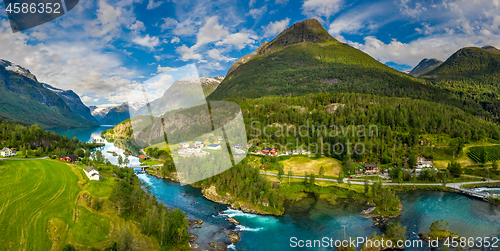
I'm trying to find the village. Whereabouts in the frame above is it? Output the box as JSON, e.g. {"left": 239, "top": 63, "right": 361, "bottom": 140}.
{"left": 250, "top": 146, "right": 439, "bottom": 180}
{"left": 176, "top": 137, "right": 246, "bottom": 158}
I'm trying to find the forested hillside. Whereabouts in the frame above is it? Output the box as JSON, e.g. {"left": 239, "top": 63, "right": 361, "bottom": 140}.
{"left": 422, "top": 46, "right": 500, "bottom": 121}
{"left": 0, "top": 119, "right": 102, "bottom": 157}
{"left": 236, "top": 93, "right": 500, "bottom": 163}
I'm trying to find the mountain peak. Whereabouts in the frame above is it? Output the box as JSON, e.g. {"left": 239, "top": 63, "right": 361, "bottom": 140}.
{"left": 226, "top": 19, "right": 337, "bottom": 76}
{"left": 0, "top": 59, "right": 38, "bottom": 81}
{"left": 409, "top": 58, "right": 443, "bottom": 77}
{"left": 482, "top": 45, "right": 500, "bottom": 53}
{"left": 261, "top": 19, "right": 337, "bottom": 54}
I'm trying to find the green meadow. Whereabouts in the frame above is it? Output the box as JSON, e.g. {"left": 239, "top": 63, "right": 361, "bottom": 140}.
{"left": 0, "top": 159, "right": 159, "bottom": 251}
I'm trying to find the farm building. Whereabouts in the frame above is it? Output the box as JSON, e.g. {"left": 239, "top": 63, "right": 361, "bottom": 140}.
{"left": 84, "top": 166, "right": 101, "bottom": 181}
{"left": 60, "top": 155, "right": 78, "bottom": 162}
{"left": 364, "top": 164, "right": 378, "bottom": 174}
{"left": 206, "top": 144, "right": 222, "bottom": 150}
{"left": 261, "top": 148, "right": 279, "bottom": 155}
{"left": 139, "top": 155, "right": 148, "bottom": 160}
{"left": 216, "top": 137, "right": 224, "bottom": 144}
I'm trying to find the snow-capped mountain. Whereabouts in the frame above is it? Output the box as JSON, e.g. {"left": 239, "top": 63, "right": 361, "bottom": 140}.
{"left": 0, "top": 59, "right": 37, "bottom": 81}
{"left": 0, "top": 59, "right": 98, "bottom": 128}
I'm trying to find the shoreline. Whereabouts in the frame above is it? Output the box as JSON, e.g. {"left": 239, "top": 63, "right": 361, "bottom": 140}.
{"left": 144, "top": 168, "right": 284, "bottom": 216}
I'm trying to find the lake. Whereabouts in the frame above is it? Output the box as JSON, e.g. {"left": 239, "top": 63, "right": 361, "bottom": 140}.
{"left": 53, "top": 126, "right": 500, "bottom": 250}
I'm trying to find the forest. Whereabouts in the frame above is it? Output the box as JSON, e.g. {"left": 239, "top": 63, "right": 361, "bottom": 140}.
{"left": 234, "top": 93, "right": 500, "bottom": 163}
{"left": 0, "top": 119, "right": 103, "bottom": 158}
{"left": 109, "top": 166, "right": 190, "bottom": 249}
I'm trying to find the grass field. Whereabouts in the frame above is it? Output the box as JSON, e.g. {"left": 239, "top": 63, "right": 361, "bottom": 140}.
{"left": 0, "top": 159, "right": 159, "bottom": 251}
{"left": 281, "top": 156, "right": 342, "bottom": 177}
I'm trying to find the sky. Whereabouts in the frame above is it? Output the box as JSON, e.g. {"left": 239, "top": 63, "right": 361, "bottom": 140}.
{"left": 0, "top": 0, "right": 499, "bottom": 107}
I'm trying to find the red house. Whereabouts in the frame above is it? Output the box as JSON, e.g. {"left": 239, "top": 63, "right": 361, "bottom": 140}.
{"left": 139, "top": 155, "right": 148, "bottom": 160}
{"left": 261, "top": 148, "right": 279, "bottom": 155}
{"left": 60, "top": 155, "right": 78, "bottom": 163}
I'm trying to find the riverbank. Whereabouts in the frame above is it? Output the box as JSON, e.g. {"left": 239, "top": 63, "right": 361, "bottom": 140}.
{"left": 145, "top": 167, "right": 285, "bottom": 216}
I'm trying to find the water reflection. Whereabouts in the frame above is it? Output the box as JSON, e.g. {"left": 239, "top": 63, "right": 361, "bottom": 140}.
{"left": 49, "top": 126, "right": 142, "bottom": 167}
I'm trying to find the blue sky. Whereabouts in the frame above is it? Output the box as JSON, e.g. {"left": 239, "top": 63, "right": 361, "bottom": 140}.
{"left": 0, "top": 0, "right": 499, "bottom": 106}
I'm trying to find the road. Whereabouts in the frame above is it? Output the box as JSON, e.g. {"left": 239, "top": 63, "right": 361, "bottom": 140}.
{"left": 261, "top": 172, "right": 500, "bottom": 188}
{"left": 0, "top": 157, "right": 49, "bottom": 160}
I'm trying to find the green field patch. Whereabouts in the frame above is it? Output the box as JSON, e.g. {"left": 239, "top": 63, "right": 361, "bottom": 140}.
{"left": 0, "top": 159, "right": 160, "bottom": 250}
{"left": 468, "top": 145, "right": 500, "bottom": 162}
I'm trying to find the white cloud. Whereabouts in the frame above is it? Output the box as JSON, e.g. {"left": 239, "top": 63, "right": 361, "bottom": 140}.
{"left": 328, "top": 3, "right": 387, "bottom": 38}
{"left": 0, "top": 17, "right": 138, "bottom": 105}
{"left": 147, "top": 0, "right": 163, "bottom": 10}
{"left": 207, "top": 49, "right": 237, "bottom": 62}
{"left": 398, "top": 0, "right": 427, "bottom": 18}
{"left": 88, "top": 0, "right": 134, "bottom": 42}
{"left": 216, "top": 32, "right": 257, "bottom": 49}
{"left": 157, "top": 65, "right": 177, "bottom": 73}
{"left": 129, "top": 21, "right": 145, "bottom": 32}
{"left": 351, "top": 34, "right": 500, "bottom": 68}
{"left": 171, "top": 37, "right": 180, "bottom": 43}
{"left": 247, "top": 5, "right": 267, "bottom": 19}
{"left": 302, "top": 0, "right": 343, "bottom": 19}
{"left": 176, "top": 44, "right": 204, "bottom": 62}
{"left": 262, "top": 18, "right": 290, "bottom": 37}
{"left": 193, "top": 16, "right": 229, "bottom": 49}
{"left": 160, "top": 17, "right": 197, "bottom": 36}
{"left": 132, "top": 35, "right": 160, "bottom": 49}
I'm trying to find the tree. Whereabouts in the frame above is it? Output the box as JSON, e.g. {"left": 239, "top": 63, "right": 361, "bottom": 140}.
{"left": 309, "top": 173, "right": 316, "bottom": 187}
{"left": 61, "top": 244, "right": 76, "bottom": 251}
{"left": 288, "top": 170, "right": 293, "bottom": 184}
{"left": 277, "top": 163, "right": 284, "bottom": 183}
{"left": 386, "top": 221, "right": 406, "bottom": 242}
{"left": 337, "top": 170, "right": 344, "bottom": 184}
{"left": 319, "top": 166, "right": 325, "bottom": 187}
{"left": 408, "top": 155, "right": 417, "bottom": 168}
{"left": 118, "top": 155, "right": 123, "bottom": 166}
{"left": 364, "top": 176, "right": 369, "bottom": 195}
{"left": 492, "top": 161, "right": 498, "bottom": 172}
{"left": 447, "top": 161, "right": 462, "bottom": 178}
{"left": 449, "top": 138, "right": 464, "bottom": 158}
{"left": 442, "top": 169, "right": 449, "bottom": 187}
{"left": 479, "top": 147, "right": 488, "bottom": 164}
{"left": 124, "top": 157, "right": 130, "bottom": 167}
{"left": 117, "top": 227, "right": 133, "bottom": 251}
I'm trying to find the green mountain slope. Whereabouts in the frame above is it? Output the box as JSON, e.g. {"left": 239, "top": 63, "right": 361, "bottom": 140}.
{"left": 0, "top": 62, "right": 98, "bottom": 129}
{"left": 208, "top": 20, "right": 468, "bottom": 113}
{"left": 422, "top": 46, "right": 500, "bottom": 120}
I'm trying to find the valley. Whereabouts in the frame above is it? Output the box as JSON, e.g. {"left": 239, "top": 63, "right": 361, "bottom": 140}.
{"left": 1, "top": 12, "right": 500, "bottom": 251}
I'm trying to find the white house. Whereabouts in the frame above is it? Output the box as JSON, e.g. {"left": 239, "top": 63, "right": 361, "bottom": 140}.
{"left": 179, "top": 142, "right": 190, "bottom": 148}
{"left": 1, "top": 147, "right": 16, "bottom": 157}
{"left": 85, "top": 167, "right": 101, "bottom": 181}
{"left": 206, "top": 144, "right": 222, "bottom": 150}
